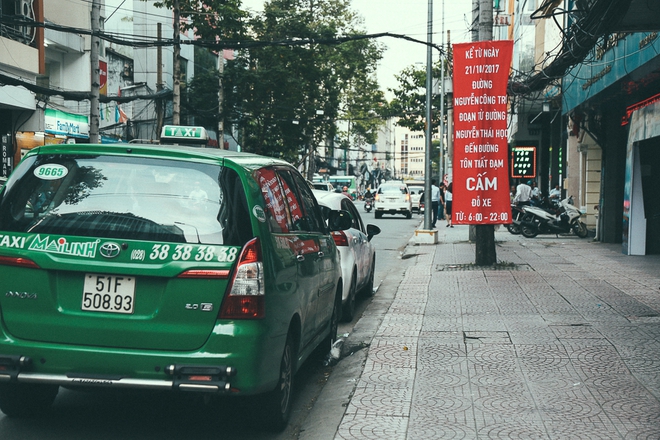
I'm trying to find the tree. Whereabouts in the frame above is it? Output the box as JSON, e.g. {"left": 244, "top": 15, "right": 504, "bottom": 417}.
{"left": 151, "top": 0, "right": 247, "bottom": 40}
{"left": 387, "top": 61, "right": 444, "bottom": 135}
{"left": 223, "top": 0, "right": 384, "bottom": 163}
{"left": 181, "top": 48, "right": 222, "bottom": 129}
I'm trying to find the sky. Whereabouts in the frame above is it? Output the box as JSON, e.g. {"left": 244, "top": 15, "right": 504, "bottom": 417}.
{"left": 239, "top": 0, "right": 475, "bottom": 99}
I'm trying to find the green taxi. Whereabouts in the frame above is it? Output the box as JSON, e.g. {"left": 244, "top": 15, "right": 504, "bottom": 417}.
{"left": 0, "top": 128, "right": 350, "bottom": 431}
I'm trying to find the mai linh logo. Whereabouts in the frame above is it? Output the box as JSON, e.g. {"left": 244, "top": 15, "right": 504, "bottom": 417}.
{"left": 28, "top": 235, "right": 99, "bottom": 258}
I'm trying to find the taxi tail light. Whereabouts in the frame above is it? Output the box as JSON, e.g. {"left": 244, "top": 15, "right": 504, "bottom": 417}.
{"left": 405, "top": 194, "right": 410, "bottom": 201}
{"left": 331, "top": 230, "right": 349, "bottom": 247}
{"left": 0, "top": 256, "right": 40, "bottom": 269}
{"left": 374, "top": 194, "right": 380, "bottom": 202}
{"left": 219, "top": 238, "right": 265, "bottom": 319}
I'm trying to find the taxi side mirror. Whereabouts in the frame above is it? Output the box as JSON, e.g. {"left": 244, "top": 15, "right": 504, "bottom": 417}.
{"left": 328, "top": 210, "right": 352, "bottom": 231}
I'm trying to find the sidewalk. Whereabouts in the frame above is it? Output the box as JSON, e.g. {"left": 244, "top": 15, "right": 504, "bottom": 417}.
{"left": 302, "top": 222, "right": 660, "bottom": 439}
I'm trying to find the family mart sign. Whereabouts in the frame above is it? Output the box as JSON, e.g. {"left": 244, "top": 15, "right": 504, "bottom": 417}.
{"left": 45, "top": 109, "right": 89, "bottom": 139}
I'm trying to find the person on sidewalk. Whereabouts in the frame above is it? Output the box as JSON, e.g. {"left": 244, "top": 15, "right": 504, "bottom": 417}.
{"left": 430, "top": 179, "right": 443, "bottom": 228}
{"left": 438, "top": 182, "right": 446, "bottom": 220}
{"left": 513, "top": 180, "right": 532, "bottom": 206}
{"left": 445, "top": 182, "right": 453, "bottom": 227}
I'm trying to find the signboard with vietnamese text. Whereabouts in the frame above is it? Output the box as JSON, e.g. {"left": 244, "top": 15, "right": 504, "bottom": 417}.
{"left": 452, "top": 40, "right": 513, "bottom": 225}
{"left": 510, "top": 146, "right": 536, "bottom": 178}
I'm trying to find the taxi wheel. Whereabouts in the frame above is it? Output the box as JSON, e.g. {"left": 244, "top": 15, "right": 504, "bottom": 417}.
{"left": 342, "top": 274, "right": 357, "bottom": 322}
{"left": 361, "top": 259, "right": 375, "bottom": 298}
{"left": 262, "top": 331, "right": 297, "bottom": 432}
{"left": 0, "top": 383, "right": 59, "bottom": 417}
{"left": 406, "top": 211, "right": 412, "bottom": 219}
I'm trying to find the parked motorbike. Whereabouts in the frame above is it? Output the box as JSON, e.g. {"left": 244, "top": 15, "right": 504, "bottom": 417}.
{"left": 364, "top": 198, "right": 373, "bottom": 213}
{"left": 518, "top": 197, "right": 589, "bottom": 238}
{"left": 507, "top": 197, "right": 559, "bottom": 235}
{"left": 507, "top": 204, "right": 525, "bottom": 235}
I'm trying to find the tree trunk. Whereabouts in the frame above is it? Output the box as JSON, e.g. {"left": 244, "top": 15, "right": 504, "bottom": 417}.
{"left": 475, "top": 225, "right": 496, "bottom": 265}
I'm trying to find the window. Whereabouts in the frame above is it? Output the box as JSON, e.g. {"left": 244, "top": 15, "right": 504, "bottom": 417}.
{"left": 0, "top": 154, "right": 232, "bottom": 244}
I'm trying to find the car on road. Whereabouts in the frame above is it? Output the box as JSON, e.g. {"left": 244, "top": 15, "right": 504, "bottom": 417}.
{"left": 374, "top": 181, "right": 413, "bottom": 219}
{"left": 0, "top": 126, "right": 353, "bottom": 432}
{"left": 407, "top": 184, "right": 425, "bottom": 213}
{"left": 313, "top": 190, "right": 381, "bottom": 322}
{"left": 311, "top": 181, "right": 334, "bottom": 192}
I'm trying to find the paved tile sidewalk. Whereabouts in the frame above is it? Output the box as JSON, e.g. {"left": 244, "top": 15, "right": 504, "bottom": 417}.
{"left": 334, "top": 225, "right": 660, "bottom": 439}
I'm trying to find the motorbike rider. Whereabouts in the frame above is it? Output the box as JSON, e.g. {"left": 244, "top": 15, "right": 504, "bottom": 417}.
{"left": 364, "top": 188, "right": 373, "bottom": 201}
{"left": 341, "top": 186, "right": 350, "bottom": 198}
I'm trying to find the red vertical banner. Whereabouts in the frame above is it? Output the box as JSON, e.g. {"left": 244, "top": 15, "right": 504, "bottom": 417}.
{"left": 99, "top": 60, "right": 107, "bottom": 96}
{"left": 452, "top": 40, "right": 513, "bottom": 225}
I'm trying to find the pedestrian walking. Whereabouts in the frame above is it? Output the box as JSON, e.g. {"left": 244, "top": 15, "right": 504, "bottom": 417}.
{"left": 430, "top": 179, "right": 442, "bottom": 228}
{"left": 445, "top": 182, "right": 453, "bottom": 227}
{"left": 438, "top": 182, "right": 446, "bottom": 220}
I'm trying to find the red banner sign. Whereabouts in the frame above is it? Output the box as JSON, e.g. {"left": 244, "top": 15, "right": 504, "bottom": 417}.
{"left": 452, "top": 40, "right": 513, "bottom": 225}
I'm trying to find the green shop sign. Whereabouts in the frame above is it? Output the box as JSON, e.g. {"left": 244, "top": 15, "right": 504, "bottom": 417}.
{"left": 45, "top": 109, "right": 89, "bottom": 138}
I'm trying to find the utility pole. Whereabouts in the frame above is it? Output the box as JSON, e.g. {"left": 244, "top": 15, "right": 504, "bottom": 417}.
{"left": 438, "top": 0, "right": 445, "bottom": 189}
{"left": 156, "top": 23, "right": 164, "bottom": 136}
{"left": 423, "top": 0, "right": 433, "bottom": 230}
{"left": 89, "top": 0, "right": 101, "bottom": 143}
{"left": 474, "top": 0, "right": 497, "bottom": 266}
{"left": 446, "top": 30, "right": 453, "bottom": 182}
{"left": 172, "top": 0, "right": 181, "bottom": 125}
{"left": 218, "top": 52, "right": 224, "bottom": 149}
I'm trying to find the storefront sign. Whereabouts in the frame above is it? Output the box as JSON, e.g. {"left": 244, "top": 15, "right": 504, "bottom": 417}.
{"left": 452, "top": 40, "right": 513, "bottom": 225}
{"left": 511, "top": 146, "right": 536, "bottom": 178}
{"left": 44, "top": 108, "right": 89, "bottom": 139}
{"left": 1, "top": 134, "right": 12, "bottom": 178}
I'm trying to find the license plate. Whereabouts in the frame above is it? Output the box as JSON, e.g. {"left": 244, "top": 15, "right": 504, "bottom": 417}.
{"left": 82, "top": 273, "right": 135, "bottom": 314}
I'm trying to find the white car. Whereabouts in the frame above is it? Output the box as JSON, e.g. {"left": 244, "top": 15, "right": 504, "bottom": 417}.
{"left": 312, "top": 181, "right": 334, "bottom": 192}
{"left": 374, "top": 181, "right": 413, "bottom": 219}
{"left": 313, "top": 190, "right": 381, "bottom": 322}
{"left": 408, "top": 184, "right": 425, "bottom": 213}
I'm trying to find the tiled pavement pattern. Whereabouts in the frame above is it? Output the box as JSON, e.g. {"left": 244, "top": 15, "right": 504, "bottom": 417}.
{"left": 335, "top": 231, "right": 660, "bottom": 439}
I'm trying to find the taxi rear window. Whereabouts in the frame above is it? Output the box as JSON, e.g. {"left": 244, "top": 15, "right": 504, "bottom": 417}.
{"left": 0, "top": 154, "right": 252, "bottom": 246}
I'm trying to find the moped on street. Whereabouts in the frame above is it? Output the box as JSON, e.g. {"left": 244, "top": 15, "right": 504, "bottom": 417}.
{"left": 507, "top": 197, "right": 557, "bottom": 235}
{"left": 518, "top": 197, "right": 589, "bottom": 238}
{"left": 364, "top": 198, "right": 373, "bottom": 213}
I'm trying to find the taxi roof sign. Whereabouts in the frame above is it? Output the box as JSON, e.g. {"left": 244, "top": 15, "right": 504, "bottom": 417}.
{"left": 160, "top": 125, "right": 209, "bottom": 145}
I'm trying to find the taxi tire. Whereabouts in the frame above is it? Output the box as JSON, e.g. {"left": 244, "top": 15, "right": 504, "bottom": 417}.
{"left": 262, "top": 330, "right": 297, "bottom": 432}
{"left": 361, "top": 260, "right": 375, "bottom": 298}
{"left": 0, "top": 383, "right": 59, "bottom": 417}
{"left": 406, "top": 211, "right": 412, "bottom": 219}
{"left": 342, "top": 274, "right": 357, "bottom": 322}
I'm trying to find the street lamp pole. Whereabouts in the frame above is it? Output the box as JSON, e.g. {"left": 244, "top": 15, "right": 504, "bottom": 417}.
{"left": 423, "top": 0, "right": 433, "bottom": 230}
{"left": 439, "top": 0, "right": 445, "bottom": 186}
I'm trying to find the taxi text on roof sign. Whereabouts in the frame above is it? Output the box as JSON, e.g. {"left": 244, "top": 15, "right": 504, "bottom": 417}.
{"left": 161, "top": 125, "right": 207, "bottom": 139}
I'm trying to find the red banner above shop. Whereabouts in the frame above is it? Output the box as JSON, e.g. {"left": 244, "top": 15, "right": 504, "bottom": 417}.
{"left": 452, "top": 40, "right": 513, "bottom": 225}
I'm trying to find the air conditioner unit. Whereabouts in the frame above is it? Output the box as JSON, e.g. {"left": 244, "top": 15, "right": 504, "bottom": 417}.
{"left": 14, "top": 0, "right": 34, "bottom": 18}
{"left": 15, "top": 0, "right": 36, "bottom": 44}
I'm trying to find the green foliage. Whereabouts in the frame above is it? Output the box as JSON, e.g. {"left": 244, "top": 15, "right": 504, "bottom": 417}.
{"left": 151, "top": 0, "right": 247, "bottom": 40}
{"left": 387, "top": 59, "right": 448, "bottom": 133}
{"left": 223, "top": 0, "right": 385, "bottom": 159}
{"left": 181, "top": 49, "right": 222, "bottom": 129}
{"left": 148, "top": 0, "right": 385, "bottom": 161}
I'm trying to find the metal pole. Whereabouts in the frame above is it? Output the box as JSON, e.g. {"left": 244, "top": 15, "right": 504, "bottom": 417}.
{"left": 89, "top": 0, "right": 101, "bottom": 143}
{"left": 423, "top": 0, "right": 433, "bottom": 230}
{"left": 439, "top": 0, "right": 445, "bottom": 187}
{"left": 172, "top": 0, "right": 181, "bottom": 125}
